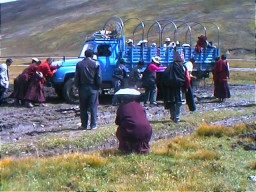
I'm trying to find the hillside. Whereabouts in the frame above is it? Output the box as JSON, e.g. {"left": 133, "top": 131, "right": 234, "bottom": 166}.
{"left": 1, "top": 0, "right": 255, "bottom": 58}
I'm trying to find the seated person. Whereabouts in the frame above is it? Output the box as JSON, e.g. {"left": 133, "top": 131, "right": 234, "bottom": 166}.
{"left": 137, "top": 39, "right": 148, "bottom": 47}
{"left": 126, "top": 39, "right": 134, "bottom": 47}
{"left": 115, "top": 89, "right": 152, "bottom": 153}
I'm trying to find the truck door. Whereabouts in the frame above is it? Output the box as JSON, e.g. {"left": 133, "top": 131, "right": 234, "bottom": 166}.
{"left": 97, "top": 43, "right": 117, "bottom": 82}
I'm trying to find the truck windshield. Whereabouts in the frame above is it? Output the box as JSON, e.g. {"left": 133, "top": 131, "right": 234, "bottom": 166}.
{"left": 79, "top": 42, "right": 94, "bottom": 57}
{"left": 97, "top": 44, "right": 112, "bottom": 57}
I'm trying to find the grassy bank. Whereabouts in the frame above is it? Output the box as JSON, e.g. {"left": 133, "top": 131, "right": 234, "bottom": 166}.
{"left": 1, "top": 123, "right": 255, "bottom": 191}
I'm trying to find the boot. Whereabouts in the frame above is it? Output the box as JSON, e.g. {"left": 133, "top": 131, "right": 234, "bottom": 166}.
{"left": 25, "top": 101, "right": 34, "bottom": 108}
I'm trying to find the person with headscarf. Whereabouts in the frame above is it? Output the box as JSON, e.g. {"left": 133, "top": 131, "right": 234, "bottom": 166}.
{"left": 161, "top": 52, "right": 190, "bottom": 123}
{"left": 115, "top": 88, "right": 152, "bottom": 153}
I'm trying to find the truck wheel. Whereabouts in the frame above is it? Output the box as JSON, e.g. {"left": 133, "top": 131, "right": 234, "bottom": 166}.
{"left": 63, "top": 78, "right": 79, "bottom": 104}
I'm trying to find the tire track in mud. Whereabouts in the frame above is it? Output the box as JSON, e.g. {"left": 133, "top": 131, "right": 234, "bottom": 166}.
{"left": 0, "top": 84, "right": 255, "bottom": 157}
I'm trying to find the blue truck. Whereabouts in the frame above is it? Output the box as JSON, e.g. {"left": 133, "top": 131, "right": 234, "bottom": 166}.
{"left": 52, "top": 15, "right": 220, "bottom": 103}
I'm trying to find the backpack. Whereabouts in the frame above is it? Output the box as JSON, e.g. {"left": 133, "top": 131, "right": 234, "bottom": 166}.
{"left": 161, "top": 62, "right": 185, "bottom": 87}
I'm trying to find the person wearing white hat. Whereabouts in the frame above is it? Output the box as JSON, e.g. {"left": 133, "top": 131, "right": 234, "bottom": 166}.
{"left": 163, "top": 37, "right": 173, "bottom": 47}
{"left": 10, "top": 58, "right": 41, "bottom": 106}
{"left": 0, "top": 58, "right": 13, "bottom": 105}
{"left": 126, "top": 39, "right": 134, "bottom": 47}
{"left": 32, "top": 57, "right": 39, "bottom": 63}
{"left": 142, "top": 56, "right": 166, "bottom": 106}
{"left": 115, "top": 88, "right": 152, "bottom": 153}
{"left": 137, "top": 39, "right": 148, "bottom": 47}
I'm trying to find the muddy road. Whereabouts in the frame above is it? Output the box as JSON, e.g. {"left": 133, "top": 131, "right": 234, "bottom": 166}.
{"left": 0, "top": 83, "right": 255, "bottom": 157}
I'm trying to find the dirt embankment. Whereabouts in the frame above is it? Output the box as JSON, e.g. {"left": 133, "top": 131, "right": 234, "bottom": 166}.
{"left": 0, "top": 83, "right": 255, "bottom": 157}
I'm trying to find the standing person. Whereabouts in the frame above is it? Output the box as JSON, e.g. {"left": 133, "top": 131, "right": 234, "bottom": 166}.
{"left": 161, "top": 52, "right": 189, "bottom": 123}
{"left": 128, "top": 60, "right": 144, "bottom": 88}
{"left": 74, "top": 49, "right": 101, "bottom": 130}
{"left": 0, "top": 58, "right": 13, "bottom": 105}
{"left": 114, "top": 88, "right": 152, "bottom": 153}
{"left": 112, "top": 58, "right": 127, "bottom": 105}
{"left": 24, "top": 57, "right": 56, "bottom": 107}
{"left": 142, "top": 56, "right": 165, "bottom": 105}
{"left": 11, "top": 58, "right": 40, "bottom": 106}
{"left": 184, "top": 58, "right": 196, "bottom": 82}
{"left": 212, "top": 54, "right": 230, "bottom": 102}
{"left": 183, "top": 58, "right": 196, "bottom": 112}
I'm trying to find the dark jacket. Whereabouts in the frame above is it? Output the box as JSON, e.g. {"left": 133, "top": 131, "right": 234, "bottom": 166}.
{"left": 142, "top": 66, "right": 156, "bottom": 88}
{"left": 74, "top": 57, "right": 101, "bottom": 89}
{"left": 112, "top": 66, "right": 127, "bottom": 81}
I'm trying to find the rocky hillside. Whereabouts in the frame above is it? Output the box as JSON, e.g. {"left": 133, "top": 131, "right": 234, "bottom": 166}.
{"left": 1, "top": 0, "right": 254, "bottom": 58}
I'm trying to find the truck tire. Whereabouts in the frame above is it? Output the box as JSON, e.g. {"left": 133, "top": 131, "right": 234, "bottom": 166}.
{"left": 63, "top": 78, "right": 79, "bottom": 104}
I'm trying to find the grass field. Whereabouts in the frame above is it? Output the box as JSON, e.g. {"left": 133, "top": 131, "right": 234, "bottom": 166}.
{"left": 0, "top": 61, "right": 255, "bottom": 190}
{"left": 1, "top": 123, "right": 255, "bottom": 191}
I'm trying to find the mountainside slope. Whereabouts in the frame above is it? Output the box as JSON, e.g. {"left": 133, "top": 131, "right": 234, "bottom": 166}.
{"left": 1, "top": 0, "right": 254, "bottom": 57}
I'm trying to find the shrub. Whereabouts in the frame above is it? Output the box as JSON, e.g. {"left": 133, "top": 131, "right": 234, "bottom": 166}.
{"left": 188, "top": 149, "right": 219, "bottom": 160}
{"left": 195, "top": 124, "right": 228, "bottom": 138}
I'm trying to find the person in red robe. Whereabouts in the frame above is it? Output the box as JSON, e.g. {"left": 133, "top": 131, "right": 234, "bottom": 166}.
{"left": 212, "top": 54, "right": 230, "bottom": 102}
{"left": 24, "top": 58, "right": 56, "bottom": 107}
{"left": 195, "top": 35, "right": 207, "bottom": 53}
{"left": 10, "top": 58, "right": 41, "bottom": 106}
{"left": 115, "top": 90, "right": 152, "bottom": 153}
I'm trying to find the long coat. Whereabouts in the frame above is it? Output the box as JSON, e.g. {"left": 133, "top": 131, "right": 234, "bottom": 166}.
{"left": 25, "top": 61, "right": 55, "bottom": 103}
{"left": 212, "top": 59, "right": 231, "bottom": 99}
{"left": 115, "top": 100, "right": 152, "bottom": 153}
{"left": 11, "top": 63, "right": 38, "bottom": 100}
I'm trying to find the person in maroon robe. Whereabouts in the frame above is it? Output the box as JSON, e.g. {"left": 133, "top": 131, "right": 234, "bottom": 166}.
{"left": 212, "top": 54, "right": 230, "bottom": 102}
{"left": 195, "top": 35, "right": 207, "bottom": 53}
{"left": 10, "top": 58, "right": 41, "bottom": 106}
{"left": 115, "top": 89, "right": 152, "bottom": 153}
{"left": 24, "top": 58, "right": 56, "bottom": 107}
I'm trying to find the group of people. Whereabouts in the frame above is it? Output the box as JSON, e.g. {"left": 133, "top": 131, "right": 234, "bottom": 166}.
{"left": 0, "top": 57, "right": 57, "bottom": 107}
{"left": 111, "top": 55, "right": 165, "bottom": 106}
{"left": 1, "top": 46, "right": 230, "bottom": 154}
